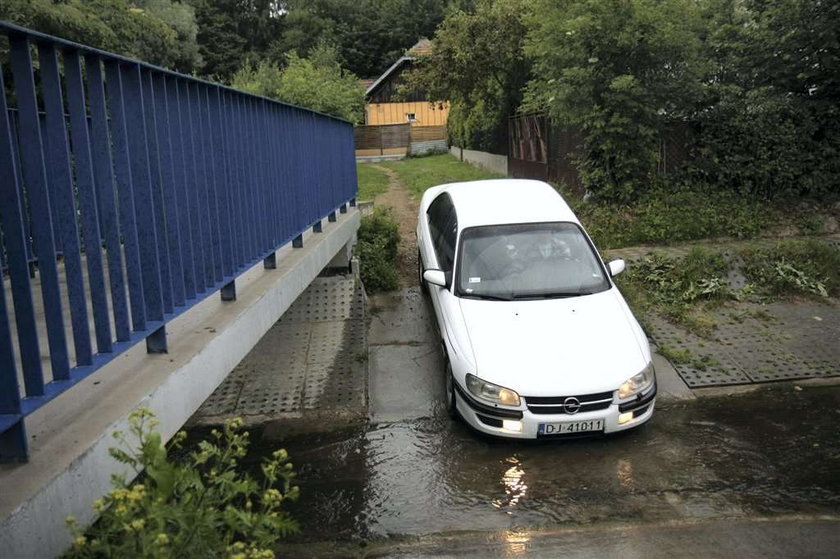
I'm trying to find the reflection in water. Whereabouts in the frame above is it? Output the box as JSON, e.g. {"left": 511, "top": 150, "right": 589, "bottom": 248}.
{"left": 492, "top": 457, "right": 528, "bottom": 512}
{"left": 617, "top": 458, "right": 635, "bottom": 491}
{"left": 503, "top": 531, "right": 531, "bottom": 556}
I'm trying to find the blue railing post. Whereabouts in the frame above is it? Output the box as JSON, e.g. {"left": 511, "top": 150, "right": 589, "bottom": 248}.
{"left": 9, "top": 34, "right": 70, "bottom": 384}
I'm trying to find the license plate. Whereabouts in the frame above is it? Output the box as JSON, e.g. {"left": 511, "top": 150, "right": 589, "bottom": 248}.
{"left": 539, "top": 419, "right": 604, "bottom": 435}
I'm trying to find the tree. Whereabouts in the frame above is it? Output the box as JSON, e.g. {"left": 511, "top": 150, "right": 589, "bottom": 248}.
{"left": 0, "top": 0, "right": 202, "bottom": 72}
{"left": 185, "top": 0, "right": 286, "bottom": 80}
{"left": 688, "top": 0, "right": 840, "bottom": 199}
{"left": 231, "top": 43, "right": 365, "bottom": 122}
{"left": 406, "top": 0, "right": 531, "bottom": 153}
{"left": 275, "top": 0, "right": 449, "bottom": 78}
{"left": 523, "top": 0, "right": 704, "bottom": 201}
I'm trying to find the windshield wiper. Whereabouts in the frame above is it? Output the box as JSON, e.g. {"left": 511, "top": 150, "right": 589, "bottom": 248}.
{"left": 512, "top": 292, "right": 583, "bottom": 300}
{"left": 462, "top": 293, "right": 515, "bottom": 301}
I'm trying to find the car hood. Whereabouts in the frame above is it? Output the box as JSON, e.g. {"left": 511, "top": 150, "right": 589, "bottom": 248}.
{"left": 459, "top": 289, "right": 648, "bottom": 397}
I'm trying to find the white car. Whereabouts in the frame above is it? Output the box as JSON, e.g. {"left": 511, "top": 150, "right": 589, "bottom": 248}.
{"left": 416, "top": 179, "right": 656, "bottom": 439}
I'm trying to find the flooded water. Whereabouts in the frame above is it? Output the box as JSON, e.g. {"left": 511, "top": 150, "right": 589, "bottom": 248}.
{"left": 273, "top": 385, "right": 840, "bottom": 544}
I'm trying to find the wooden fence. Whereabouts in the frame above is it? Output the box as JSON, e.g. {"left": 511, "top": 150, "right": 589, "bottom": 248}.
{"left": 355, "top": 123, "right": 447, "bottom": 156}
{"left": 508, "top": 114, "right": 692, "bottom": 191}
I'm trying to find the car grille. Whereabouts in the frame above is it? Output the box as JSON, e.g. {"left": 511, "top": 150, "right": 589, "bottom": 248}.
{"left": 525, "top": 391, "right": 613, "bottom": 415}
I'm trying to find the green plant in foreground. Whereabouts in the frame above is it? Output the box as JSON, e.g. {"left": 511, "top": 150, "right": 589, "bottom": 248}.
{"left": 65, "top": 409, "right": 298, "bottom": 559}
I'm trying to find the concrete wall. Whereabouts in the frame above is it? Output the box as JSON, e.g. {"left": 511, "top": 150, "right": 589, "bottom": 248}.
{"left": 0, "top": 210, "right": 360, "bottom": 558}
{"left": 449, "top": 146, "right": 508, "bottom": 176}
{"left": 410, "top": 139, "right": 448, "bottom": 157}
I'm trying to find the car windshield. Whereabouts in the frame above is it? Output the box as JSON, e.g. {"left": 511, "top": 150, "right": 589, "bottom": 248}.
{"left": 456, "top": 222, "right": 610, "bottom": 300}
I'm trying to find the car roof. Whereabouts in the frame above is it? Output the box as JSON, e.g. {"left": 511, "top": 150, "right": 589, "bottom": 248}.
{"left": 434, "top": 179, "right": 580, "bottom": 230}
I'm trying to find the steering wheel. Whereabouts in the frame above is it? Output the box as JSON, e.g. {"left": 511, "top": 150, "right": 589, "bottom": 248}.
{"left": 499, "top": 259, "right": 526, "bottom": 278}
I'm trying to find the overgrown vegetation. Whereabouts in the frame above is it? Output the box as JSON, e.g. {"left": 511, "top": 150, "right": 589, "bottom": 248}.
{"left": 380, "top": 154, "right": 504, "bottom": 198}
{"left": 231, "top": 43, "right": 365, "bottom": 122}
{"left": 567, "top": 186, "right": 776, "bottom": 249}
{"left": 413, "top": 0, "right": 840, "bottom": 203}
{"left": 356, "top": 164, "right": 390, "bottom": 200}
{"left": 1, "top": 0, "right": 202, "bottom": 72}
{"left": 740, "top": 240, "right": 840, "bottom": 299}
{"left": 65, "top": 409, "right": 298, "bottom": 558}
{"left": 356, "top": 208, "right": 401, "bottom": 293}
{"left": 616, "top": 241, "right": 840, "bottom": 338}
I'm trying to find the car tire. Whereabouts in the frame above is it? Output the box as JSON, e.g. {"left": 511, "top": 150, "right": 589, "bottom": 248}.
{"left": 418, "top": 250, "right": 428, "bottom": 295}
{"left": 445, "top": 360, "right": 458, "bottom": 419}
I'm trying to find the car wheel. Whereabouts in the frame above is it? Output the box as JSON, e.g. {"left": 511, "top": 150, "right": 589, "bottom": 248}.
{"left": 418, "top": 250, "right": 429, "bottom": 294}
{"left": 445, "top": 360, "right": 458, "bottom": 419}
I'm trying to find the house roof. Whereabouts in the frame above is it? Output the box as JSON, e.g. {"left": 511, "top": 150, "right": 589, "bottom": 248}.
{"left": 365, "top": 38, "right": 432, "bottom": 98}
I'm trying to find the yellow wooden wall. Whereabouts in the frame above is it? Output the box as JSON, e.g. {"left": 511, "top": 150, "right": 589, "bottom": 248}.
{"left": 365, "top": 101, "right": 449, "bottom": 126}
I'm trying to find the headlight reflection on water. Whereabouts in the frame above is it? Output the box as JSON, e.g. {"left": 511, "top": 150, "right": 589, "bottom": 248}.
{"left": 492, "top": 457, "right": 528, "bottom": 512}
{"left": 503, "top": 531, "right": 531, "bottom": 555}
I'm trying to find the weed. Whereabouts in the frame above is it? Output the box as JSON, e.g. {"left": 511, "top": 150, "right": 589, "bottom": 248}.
{"left": 65, "top": 409, "right": 297, "bottom": 558}
{"left": 658, "top": 344, "right": 719, "bottom": 371}
{"left": 618, "top": 249, "right": 732, "bottom": 337}
{"left": 356, "top": 207, "right": 400, "bottom": 293}
{"left": 740, "top": 240, "right": 840, "bottom": 298}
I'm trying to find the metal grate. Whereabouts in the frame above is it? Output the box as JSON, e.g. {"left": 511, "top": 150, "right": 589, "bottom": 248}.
{"left": 197, "top": 275, "right": 366, "bottom": 419}
{"left": 648, "top": 301, "right": 840, "bottom": 388}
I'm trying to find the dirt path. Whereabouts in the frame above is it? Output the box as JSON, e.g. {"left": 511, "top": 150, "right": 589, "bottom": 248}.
{"left": 370, "top": 165, "right": 419, "bottom": 289}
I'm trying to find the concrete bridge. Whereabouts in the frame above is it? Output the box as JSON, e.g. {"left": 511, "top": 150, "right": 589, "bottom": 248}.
{"left": 0, "top": 22, "right": 360, "bottom": 557}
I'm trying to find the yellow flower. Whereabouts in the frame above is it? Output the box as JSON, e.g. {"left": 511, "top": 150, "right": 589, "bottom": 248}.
{"left": 93, "top": 498, "right": 106, "bottom": 512}
{"left": 73, "top": 537, "right": 86, "bottom": 547}
{"left": 130, "top": 519, "right": 146, "bottom": 532}
{"left": 154, "top": 533, "right": 170, "bottom": 546}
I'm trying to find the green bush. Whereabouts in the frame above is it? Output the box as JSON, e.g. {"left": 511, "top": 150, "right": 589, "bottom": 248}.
{"left": 357, "top": 208, "right": 400, "bottom": 293}
{"left": 65, "top": 409, "right": 298, "bottom": 558}
{"left": 575, "top": 186, "right": 773, "bottom": 249}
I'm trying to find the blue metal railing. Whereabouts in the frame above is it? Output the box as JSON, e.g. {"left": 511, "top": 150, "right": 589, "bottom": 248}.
{"left": 0, "top": 22, "right": 358, "bottom": 460}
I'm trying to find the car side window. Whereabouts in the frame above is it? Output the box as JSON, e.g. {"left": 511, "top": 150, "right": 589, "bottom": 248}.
{"left": 427, "top": 193, "right": 457, "bottom": 271}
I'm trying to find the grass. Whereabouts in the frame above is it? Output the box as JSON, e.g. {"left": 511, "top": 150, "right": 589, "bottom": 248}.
{"left": 615, "top": 240, "right": 840, "bottom": 338}
{"left": 554, "top": 182, "right": 838, "bottom": 251}
{"left": 356, "top": 163, "right": 390, "bottom": 200}
{"left": 379, "top": 153, "right": 505, "bottom": 198}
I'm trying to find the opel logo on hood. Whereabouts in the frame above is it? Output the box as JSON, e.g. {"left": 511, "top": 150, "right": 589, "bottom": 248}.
{"left": 563, "top": 397, "right": 581, "bottom": 414}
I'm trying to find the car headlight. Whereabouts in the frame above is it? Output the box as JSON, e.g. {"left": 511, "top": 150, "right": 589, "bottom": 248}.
{"left": 466, "top": 373, "right": 520, "bottom": 406}
{"left": 617, "top": 363, "right": 655, "bottom": 400}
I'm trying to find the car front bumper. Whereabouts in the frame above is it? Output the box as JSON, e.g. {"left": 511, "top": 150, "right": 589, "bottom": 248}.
{"left": 454, "top": 381, "right": 656, "bottom": 439}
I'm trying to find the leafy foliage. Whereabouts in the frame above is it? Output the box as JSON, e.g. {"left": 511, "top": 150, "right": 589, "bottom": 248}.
{"left": 616, "top": 240, "right": 840, "bottom": 337}
{"left": 185, "top": 0, "right": 285, "bottom": 80}
{"left": 524, "top": 0, "right": 703, "bottom": 201}
{"left": 407, "top": 0, "right": 531, "bottom": 153}
{"left": 1, "top": 0, "right": 202, "bottom": 72}
{"left": 65, "top": 409, "right": 298, "bottom": 558}
{"left": 573, "top": 186, "right": 773, "bottom": 249}
{"left": 231, "top": 44, "right": 365, "bottom": 121}
{"left": 740, "top": 241, "right": 840, "bottom": 298}
{"left": 275, "top": 0, "right": 449, "bottom": 78}
{"left": 357, "top": 208, "right": 401, "bottom": 293}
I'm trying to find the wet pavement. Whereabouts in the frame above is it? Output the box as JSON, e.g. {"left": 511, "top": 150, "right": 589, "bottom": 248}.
{"left": 261, "top": 289, "right": 840, "bottom": 556}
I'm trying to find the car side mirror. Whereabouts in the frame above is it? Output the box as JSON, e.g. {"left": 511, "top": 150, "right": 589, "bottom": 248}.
{"left": 608, "top": 259, "right": 626, "bottom": 277}
{"left": 423, "top": 269, "right": 447, "bottom": 287}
